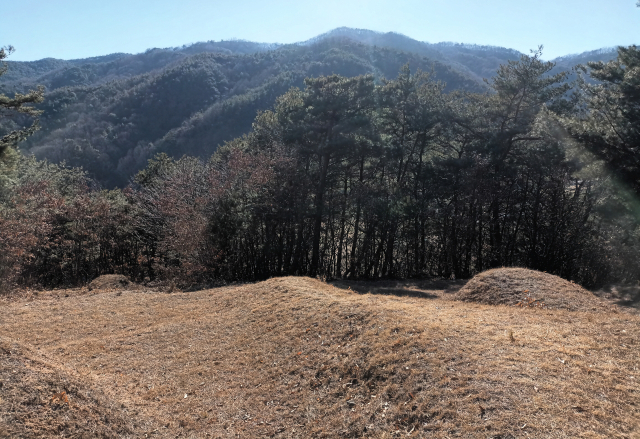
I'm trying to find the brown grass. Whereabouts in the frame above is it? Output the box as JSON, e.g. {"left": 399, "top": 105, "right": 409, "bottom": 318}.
{"left": 1, "top": 276, "right": 639, "bottom": 438}
{"left": 0, "top": 337, "right": 135, "bottom": 438}
{"left": 456, "top": 267, "right": 615, "bottom": 312}
{"left": 88, "top": 274, "right": 137, "bottom": 291}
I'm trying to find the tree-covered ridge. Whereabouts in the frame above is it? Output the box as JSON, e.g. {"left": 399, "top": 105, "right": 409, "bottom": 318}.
{"left": 0, "top": 41, "right": 278, "bottom": 89}
{"left": 2, "top": 28, "right": 618, "bottom": 95}
{"left": 14, "top": 38, "right": 484, "bottom": 187}
{"left": 307, "top": 28, "right": 529, "bottom": 83}
{"left": 1, "top": 29, "right": 625, "bottom": 188}
{"left": 0, "top": 29, "right": 504, "bottom": 93}
{"left": 3, "top": 44, "right": 639, "bottom": 293}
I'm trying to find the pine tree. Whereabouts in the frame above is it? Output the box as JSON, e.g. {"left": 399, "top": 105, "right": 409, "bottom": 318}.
{"left": 0, "top": 46, "right": 44, "bottom": 192}
{"left": 462, "top": 48, "right": 570, "bottom": 267}
{"left": 571, "top": 45, "right": 640, "bottom": 195}
{"left": 276, "top": 75, "right": 376, "bottom": 276}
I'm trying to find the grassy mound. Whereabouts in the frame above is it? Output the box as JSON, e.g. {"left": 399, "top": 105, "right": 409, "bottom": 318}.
{"left": 1, "top": 277, "right": 637, "bottom": 438}
{"left": 456, "top": 267, "right": 607, "bottom": 311}
{"left": 0, "top": 337, "right": 136, "bottom": 438}
{"left": 88, "top": 274, "right": 134, "bottom": 291}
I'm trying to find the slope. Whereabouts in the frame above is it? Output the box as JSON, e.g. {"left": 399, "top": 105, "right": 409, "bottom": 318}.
{"left": 0, "top": 41, "right": 278, "bottom": 92}
{"left": 0, "top": 337, "right": 138, "bottom": 438}
{"left": 18, "top": 38, "right": 483, "bottom": 187}
{"left": 306, "top": 28, "right": 524, "bottom": 83}
{"left": 1, "top": 277, "right": 637, "bottom": 438}
{"left": 7, "top": 29, "right": 621, "bottom": 188}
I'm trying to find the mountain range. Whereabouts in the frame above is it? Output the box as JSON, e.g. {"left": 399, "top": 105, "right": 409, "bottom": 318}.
{"left": 0, "top": 28, "right": 621, "bottom": 187}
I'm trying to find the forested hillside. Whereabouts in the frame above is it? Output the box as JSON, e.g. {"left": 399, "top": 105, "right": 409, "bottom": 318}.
{"left": 0, "top": 41, "right": 278, "bottom": 88}
{"left": 1, "top": 29, "right": 619, "bottom": 188}
{"left": 3, "top": 33, "right": 494, "bottom": 187}
{"left": 1, "top": 38, "right": 639, "bottom": 291}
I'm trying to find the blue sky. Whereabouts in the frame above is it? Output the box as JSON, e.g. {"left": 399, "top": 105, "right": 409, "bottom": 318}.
{"left": 3, "top": 0, "right": 638, "bottom": 61}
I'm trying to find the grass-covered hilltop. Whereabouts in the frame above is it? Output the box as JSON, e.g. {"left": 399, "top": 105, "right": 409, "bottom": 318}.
{"left": 1, "top": 22, "right": 640, "bottom": 438}
{"left": 2, "top": 276, "right": 638, "bottom": 438}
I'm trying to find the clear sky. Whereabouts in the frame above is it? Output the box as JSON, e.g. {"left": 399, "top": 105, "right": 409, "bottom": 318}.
{"left": 2, "top": 0, "right": 639, "bottom": 61}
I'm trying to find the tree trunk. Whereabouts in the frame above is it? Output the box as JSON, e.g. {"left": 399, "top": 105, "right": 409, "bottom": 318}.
{"left": 310, "top": 152, "right": 330, "bottom": 277}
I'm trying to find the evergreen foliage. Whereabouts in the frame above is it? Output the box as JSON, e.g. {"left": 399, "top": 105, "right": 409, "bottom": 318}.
{"left": 2, "top": 33, "right": 496, "bottom": 187}
{"left": 570, "top": 45, "right": 640, "bottom": 195}
{"left": 0, "top": 46, "right": 44, "bottom": 195}
{"left": 2, "top": 38, "right": 640, "bottom": 293}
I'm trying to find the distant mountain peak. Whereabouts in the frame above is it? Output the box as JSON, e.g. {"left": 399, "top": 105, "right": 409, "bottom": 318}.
{"left": 433, "top": 41, "right": 522, "bottom": 55}
{"left": 302, "top": 27, "right": 522, "bottom": 56}
{"left": 552, "top": 47, "right": 618, "bottom": 63}
{"left": 300, "top": 27, "right": 414, "bottom": 46}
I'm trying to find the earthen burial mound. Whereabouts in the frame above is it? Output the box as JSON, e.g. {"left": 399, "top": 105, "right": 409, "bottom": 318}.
{"left": 88, "top": 274, "right": 134, "bottom": 291}
{"left": 456, "top": 267, "right": 610, "bottom": 312}
{"left": 0, "top": 337, "right": 135, "bottom": 438}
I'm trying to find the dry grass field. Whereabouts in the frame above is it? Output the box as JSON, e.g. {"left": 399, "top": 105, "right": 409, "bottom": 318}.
{"left": 1, "top": 274, "right": 639, "bottom": 438}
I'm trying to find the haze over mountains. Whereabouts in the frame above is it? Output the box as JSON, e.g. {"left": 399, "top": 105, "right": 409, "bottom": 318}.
{"left": 0, "top": 28, "right": 621, "bottom": 187}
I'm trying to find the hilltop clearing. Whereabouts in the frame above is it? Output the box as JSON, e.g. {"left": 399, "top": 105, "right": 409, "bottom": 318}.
{"left": 1, "top": 277, "right": 638, "bottom": 438}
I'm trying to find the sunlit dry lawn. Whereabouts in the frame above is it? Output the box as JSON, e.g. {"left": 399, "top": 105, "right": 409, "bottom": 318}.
{"left": 2, "top": 277, "right": 639, "bottom": 438}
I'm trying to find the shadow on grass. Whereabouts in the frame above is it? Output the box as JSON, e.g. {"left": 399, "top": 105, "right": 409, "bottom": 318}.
{"left": 594, "top": 284, "right": 640, "bottom": 310}
{"left": 330, "top": 279, "right": 468, "bottom": 299}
